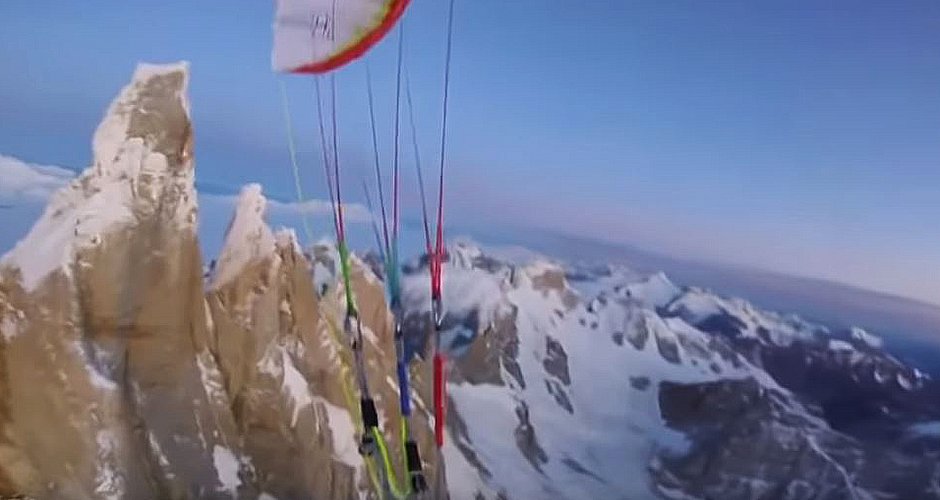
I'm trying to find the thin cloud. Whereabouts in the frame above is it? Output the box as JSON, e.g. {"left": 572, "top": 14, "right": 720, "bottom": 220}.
{"left": 266, "top": 198, "right": 372, "bottom": 223}
{"left": 202, "top": 193, "right": 372, "bottom": 224}
{"left": 0, "top": 153, "right": 371, "bottom": 223}
{"left": 0, "top": 154, "right": 75, "bottom": 203}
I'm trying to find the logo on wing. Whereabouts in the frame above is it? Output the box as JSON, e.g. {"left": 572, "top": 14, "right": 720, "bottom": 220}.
{"left": 310, "top": 12, "right": 334, "bottom": 41}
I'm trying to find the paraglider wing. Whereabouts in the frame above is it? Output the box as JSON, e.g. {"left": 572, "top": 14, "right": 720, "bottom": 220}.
{"left": 272, "top": 0, "right": 410, "bottom": 74}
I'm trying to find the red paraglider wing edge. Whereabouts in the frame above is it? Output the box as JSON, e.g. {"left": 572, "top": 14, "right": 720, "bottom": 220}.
{"left": 290, "top": 0, "right": 411, "bottom": 74}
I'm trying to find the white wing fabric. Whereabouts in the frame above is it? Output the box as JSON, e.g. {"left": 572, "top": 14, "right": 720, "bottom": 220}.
{"left": 272, "top": 0, "right": 409, "bottom": 74}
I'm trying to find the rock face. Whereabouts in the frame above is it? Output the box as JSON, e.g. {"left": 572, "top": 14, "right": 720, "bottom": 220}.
{"left": 0, "top": 63, "right": 444, "bottom": 500}
{"left": 655, "top": 377, "right": 940, "bottom": 500}
{"left": 655, "top": 378, "right": 867, "bottom": 499}
{"left": 0, "top": 62, "right": 228, "bottom": 500}
{"left": 662, "top": 285, "right": 940, "bottom": 444}
{"left": 648, "top": 288, "right": 940, "bottom": 499}
{"left": 204, "top": 186, "right": 444, "bottom": 500}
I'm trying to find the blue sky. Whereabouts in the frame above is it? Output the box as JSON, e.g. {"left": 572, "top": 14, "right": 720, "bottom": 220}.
{"left": 1, "top": 0, "right": 938, "bottom": 304}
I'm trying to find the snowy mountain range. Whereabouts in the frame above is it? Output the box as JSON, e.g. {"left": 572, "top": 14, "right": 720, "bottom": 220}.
{"left": 0, "top": 62, "right": 938, "bottom": 499}
{"left": 400, "top": 242, "right": 940, "bottom": 499}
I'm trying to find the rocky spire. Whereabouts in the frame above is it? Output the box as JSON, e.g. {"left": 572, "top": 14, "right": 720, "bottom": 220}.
{"left": 0, "top": 62, "right": 245, "bottom": 499}
{"left": 209, "top": 183, "right": 276, "bottom": 290}
{"left": 1, "top": 62, "right": 197, "bottom": 291}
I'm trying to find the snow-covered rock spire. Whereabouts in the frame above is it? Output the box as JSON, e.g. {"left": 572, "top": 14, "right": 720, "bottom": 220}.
{"left": 1, "top": 61, "right": 196, "bottom": 290}
{"left": 209, "top": 183, "right": 276, "bottom": 289}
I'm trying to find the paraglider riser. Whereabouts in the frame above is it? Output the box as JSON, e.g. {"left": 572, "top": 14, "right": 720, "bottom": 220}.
{"left": 405, "top": 440, "right": 422, "bottom": 472}
{"left": 361, "top": 398, "right": 380, "bottom": 428}
{"left": 406, "top": 440, "right": 427, "bottom": 492}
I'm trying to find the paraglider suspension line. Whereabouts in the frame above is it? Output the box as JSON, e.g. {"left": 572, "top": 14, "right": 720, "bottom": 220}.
{"left": 431, "top": 0, "right": 457, "bottom": 450}
{"left": 278, "top": 80, "right": 314, "bottom": 243}
{"left": 366, "top": 62, "right": 392, "bottom": 255}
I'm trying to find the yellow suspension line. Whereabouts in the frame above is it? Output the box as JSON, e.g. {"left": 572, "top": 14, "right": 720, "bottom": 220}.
{"left": 277, "top": 80, "right": 314, "bottom": 243}
{"left": 322, "top": 311, "right": 415, "bottom": 500}
{"left": 321, "top": 313, "right": 385, "bottom": 497}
